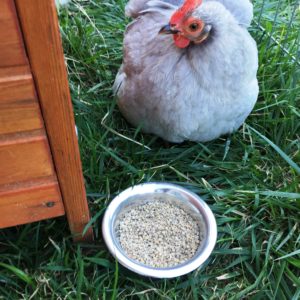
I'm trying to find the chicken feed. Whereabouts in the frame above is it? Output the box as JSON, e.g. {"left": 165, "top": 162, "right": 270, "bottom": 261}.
{"left": 116, "top": 200, "right": 204, "bottom": 268}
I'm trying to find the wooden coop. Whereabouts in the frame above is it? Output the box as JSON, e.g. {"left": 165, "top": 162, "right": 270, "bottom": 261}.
{"left": 0, "top": 0, "right": 93, "bottom": 241}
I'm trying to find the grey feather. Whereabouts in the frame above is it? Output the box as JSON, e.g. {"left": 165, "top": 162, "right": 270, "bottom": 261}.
{"left": 116, "top": 1, "right": 258, "bottom": 143}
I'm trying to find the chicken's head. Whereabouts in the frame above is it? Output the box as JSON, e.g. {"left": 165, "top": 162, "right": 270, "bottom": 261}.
{"left": 159, "top": 0, "right": 212, "bottom": 49}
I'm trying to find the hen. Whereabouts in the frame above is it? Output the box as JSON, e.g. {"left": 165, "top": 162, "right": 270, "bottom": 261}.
{"left": 114, "top": 0, "right": 259, "bottom": 143}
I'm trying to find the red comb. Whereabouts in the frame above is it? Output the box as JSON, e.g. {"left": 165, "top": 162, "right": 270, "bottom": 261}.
{"left": 170, "top": 0, "right": 202, "bottom": 24}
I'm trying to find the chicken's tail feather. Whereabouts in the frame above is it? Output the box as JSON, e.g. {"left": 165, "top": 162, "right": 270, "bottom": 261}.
{"left": 113, "top": 68, "right": 126, "bottom": 97}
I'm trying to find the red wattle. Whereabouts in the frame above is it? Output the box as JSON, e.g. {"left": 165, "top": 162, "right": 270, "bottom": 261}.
{"left": 173, "top": 35, "right": 190, "bottom": 48}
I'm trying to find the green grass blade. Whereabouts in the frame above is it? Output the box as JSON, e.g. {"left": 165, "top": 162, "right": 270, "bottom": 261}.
{"left": 275, "top": 249, "right": 300, "bottom": 261}
{"left": 82, "top": 207, "right": 105, "bottom": 236}
{"left": 111, "top": 260, "right": 119, "bottom": 300}
{"left": 247, "top": 125, "right": 300, "bottom": 175}
{"left": 0, "top": 262, "right": 34, "bottom": 286}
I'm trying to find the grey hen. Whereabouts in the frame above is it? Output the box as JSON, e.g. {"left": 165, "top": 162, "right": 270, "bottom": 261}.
{"left": 114, "top": 0, "right": 258, "bottom": 142}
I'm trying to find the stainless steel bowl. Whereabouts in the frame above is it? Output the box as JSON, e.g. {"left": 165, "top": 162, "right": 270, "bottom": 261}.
{"left": 102, "top": 183, "right": 217, "bottom": 278}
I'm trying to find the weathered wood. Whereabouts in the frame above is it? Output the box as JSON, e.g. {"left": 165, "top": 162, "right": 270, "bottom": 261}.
{"left": 0, "top": 181, "right": 64, "bottom": 229}
{"left": 0, "top": 0, "right": 27, "bottom": 67}
{"left": 0, "top": 67, "right": 43, "bottom": 134}
{"left": 15, "top": 0, "right": 93, "bottom": 241}
{"left": 0, "top": 133, "right": 56, "bottom": 186}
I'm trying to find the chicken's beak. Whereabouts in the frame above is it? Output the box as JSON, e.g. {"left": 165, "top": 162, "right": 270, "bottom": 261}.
{"left": 159, "top": 24, "right": 179, "bottom": 35}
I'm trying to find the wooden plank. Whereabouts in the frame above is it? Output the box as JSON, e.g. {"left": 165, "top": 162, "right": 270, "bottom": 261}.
{"left": 0, "top": 68, "right": 34, "bottom": 102}
{"left": 0, "top": 174, "right": 59, "bottom": 193}
{"left": 0, "top": 133, "right": 56, "bottom": 185}
{"left": 15, "top": 0, "right": 93, "bottom": 242}
{"left": 0, "top": 0, "right": 27, "bottom": 67}
{"left": 0, "top": 67, "right": 43, "bottom": 134}
{"left": 0, "top": 100, "right": 43, "bottom": 135}
{"left": 0, "top": 181, "right": 64, "bottom": 229}
{"left": 0, "top": 65, "right": 31, "bottom": 81}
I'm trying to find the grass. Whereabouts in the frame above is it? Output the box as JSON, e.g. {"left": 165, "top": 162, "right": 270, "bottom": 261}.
{"left": 1, "top": 0, "right": 299, "bottom": 298}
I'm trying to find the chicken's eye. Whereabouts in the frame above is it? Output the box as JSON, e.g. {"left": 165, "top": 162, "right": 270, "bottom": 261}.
{"left": 189, "top": 23, "right": 199, "bottom": 32}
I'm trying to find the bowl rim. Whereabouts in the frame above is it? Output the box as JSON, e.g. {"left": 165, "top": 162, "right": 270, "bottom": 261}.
{"left": 102, "top": 182, "right": 217, "bottom": 278}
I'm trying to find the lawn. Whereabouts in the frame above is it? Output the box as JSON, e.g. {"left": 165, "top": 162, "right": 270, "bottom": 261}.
{"left": 0, "top": 0, "right": 299, "bottom": 299}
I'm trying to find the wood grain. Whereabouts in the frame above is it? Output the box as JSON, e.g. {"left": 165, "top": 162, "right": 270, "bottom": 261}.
{"left": 0, "top": 133, "right": 56, "bottom": 186}
{"left": 0, "top": 0, "right": 27, "bottom": 67}
{"left": 0, "top": 101, "right": 43, "bottom": 135}
{"left": 16, "top": 0, "right": 93, "bottom": 241}
{"left": 0, "top": 67, "right": 43, "bottom": 134}
{"left": 0, "top": 2, "right": 65, "bottom": 231}
{"left": 0, "top": 65, "right": 31, "bottom": 81}
{"left": 0, "top": 68, "right": 34, "bottom": 102}
{"left": 0, "top": 180, "right": 64, "bottom": 229}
